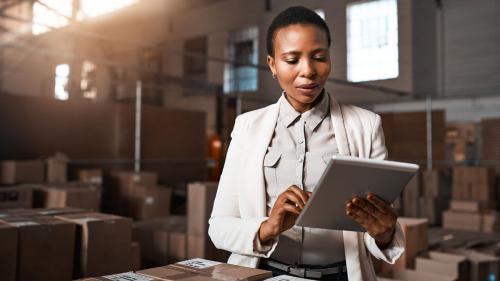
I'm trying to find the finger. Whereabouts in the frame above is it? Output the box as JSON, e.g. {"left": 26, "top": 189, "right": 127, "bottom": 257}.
{"left": 346, "top": 209, "right": 374, "bottom": 231}
{"left": 347, "top": 203, "right": 378, "bottom": 224}
{"left": 287, "top": 185, "right": 309, "bottom": 205}
{"left": 281, "top": 203, "right": 301, "bottom": 215}
{"left": 279, "top": 191, "right": 305, "bottom": 209}
{"left": 366, "top": 193, "right": 392, "bottom": 214}
{"left": 351, "top": 197, "right": 383, "bottom": 219}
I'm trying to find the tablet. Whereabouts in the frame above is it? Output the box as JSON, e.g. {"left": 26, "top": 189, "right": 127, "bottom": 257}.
{"left": 295, "top": 155, "right": 419, "bottom": 232}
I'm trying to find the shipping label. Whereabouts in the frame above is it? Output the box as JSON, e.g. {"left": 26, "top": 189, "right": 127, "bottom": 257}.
{"left": 103, "top": 272, "right": 153, "bottom": 281}
{"left": 177, "top": 258, "right": 221, "bottom": 269}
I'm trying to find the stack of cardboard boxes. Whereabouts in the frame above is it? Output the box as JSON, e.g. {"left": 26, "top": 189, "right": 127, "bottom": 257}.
{"left": 419, "top": 170, "right": 450, "bottom": 225}
{"left": 1, "top": 160, "right": 45, "bottom": 185}
{"left": 109, "top": 171, "right": 172, "bottom": 220}
{"left": 187, "top": 182, "right": 229, "bottom": 262}
{"left": 133, "top": 216, "right": 187, "bottom": 267}
{"left": 0, "top": 208, "right": 138, "bottom": 281}
{"left": 33, "top": 183, "right": 101, "bottom": 211}
{"left": 443, "top": 167, "right": 498, "bottom": 232}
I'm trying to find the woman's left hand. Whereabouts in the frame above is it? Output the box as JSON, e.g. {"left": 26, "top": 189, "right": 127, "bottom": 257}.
{"left": 345, "top": 193, "right": 397, "bottom": 249}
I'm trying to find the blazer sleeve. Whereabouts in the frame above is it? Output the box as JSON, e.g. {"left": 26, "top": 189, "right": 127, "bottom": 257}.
{"left": 208, "top": 116, "right": 278, "bottom": 258}
{"left": 364, "top": 113, "right": 406, "bottom": 263}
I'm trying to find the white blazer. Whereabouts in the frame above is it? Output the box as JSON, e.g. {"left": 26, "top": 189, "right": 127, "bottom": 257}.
{"left": 208, "top": 95, "right": 405, "bottom": 281}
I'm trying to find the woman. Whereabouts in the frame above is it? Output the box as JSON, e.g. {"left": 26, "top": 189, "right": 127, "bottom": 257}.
{"left": 209, "top": 6, "right": 404, "bottom": 281}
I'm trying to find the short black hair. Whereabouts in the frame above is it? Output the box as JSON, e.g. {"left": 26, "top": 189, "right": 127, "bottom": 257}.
{"left": 266, "top": 6, "right": 331, "bottom": 57}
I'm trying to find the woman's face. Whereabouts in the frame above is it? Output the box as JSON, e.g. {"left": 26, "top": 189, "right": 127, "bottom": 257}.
{"left": 267, "top": 24, "right": 331, "bottom": 112}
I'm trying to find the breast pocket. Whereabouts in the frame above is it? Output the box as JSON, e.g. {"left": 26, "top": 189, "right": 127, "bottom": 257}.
{"left": 263, "top": 151, "right": 281, "bottom": 196}
{"left": 304, "top": 152, "right": 335, "bottom": 192}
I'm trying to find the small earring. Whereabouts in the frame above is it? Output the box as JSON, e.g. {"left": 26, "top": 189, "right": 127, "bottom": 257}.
{"left": 272, "top": 73, "right": 276, "bottom": 79}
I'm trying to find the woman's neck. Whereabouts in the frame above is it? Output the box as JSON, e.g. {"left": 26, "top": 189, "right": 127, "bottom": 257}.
{"left": 285, "top": 90, "right": 325, "bottom": 113}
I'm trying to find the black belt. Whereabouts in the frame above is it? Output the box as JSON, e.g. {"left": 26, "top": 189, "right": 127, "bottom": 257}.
{"left": 264, "top": 259, "right": 347, "bottom": 279}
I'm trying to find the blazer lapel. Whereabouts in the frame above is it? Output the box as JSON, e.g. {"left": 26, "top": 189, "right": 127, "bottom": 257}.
{"left": 242, "top": 101, "right": 280, "bottom": 217}
{"left": 329, "top": 95, "right": 351, "bottom": 156}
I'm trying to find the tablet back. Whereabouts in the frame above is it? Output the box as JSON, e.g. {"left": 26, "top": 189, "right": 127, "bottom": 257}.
{"left": 295, "top": 156, "right": 418, "bottom": 232}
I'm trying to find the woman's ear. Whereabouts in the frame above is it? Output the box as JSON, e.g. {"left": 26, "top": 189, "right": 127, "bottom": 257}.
{"left": 267, "top": 55, "right": 276, "bottom": 77}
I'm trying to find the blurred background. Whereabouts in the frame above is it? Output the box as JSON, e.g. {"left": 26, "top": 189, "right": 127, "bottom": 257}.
{"left": 0, "top": 0, "right": 499, "bottom": 281}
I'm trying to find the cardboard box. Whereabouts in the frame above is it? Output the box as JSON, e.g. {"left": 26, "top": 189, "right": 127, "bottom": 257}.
{"left": 129, "top": 185, "right": 172, "bottom": 220}
{"left": 0, "top": 222, "right": 17, "bottom": 281}
{"left": 0, "top": 186, "right": 33, "bottom": 209}
{"left": 5, "top": 207, "right": 86, "bottom": 217}
{"left": 450, "top": 200, "right": 497, "bottom": 212}
{"left": 403, "top": 175, "right": 420, "bottom": 218}
{"left": 381, "top": 268, "right": 456, "bottom": 281}
{"left": 132, "top": 216, "right": 186, "bottom": 267}
{"left": 387, "top": 218, "right": 428, "bottom": 270}
{"left": 137, "top": 258, "right": 272, "bottom": 281}
{"left": 443, "top": 210, "right": 482, "bottom": 232}
{"left": 56, "top": 212, "right": 132, "bottom": 278}
{"left": 78, "top": 169, "right": 103, "bottom": 185}
{"left": 46, "top": 152, "right": 69, "bottom": 183}
{"left": 77, "top": 272, "right": 164, "bottom": 281}
{"left": 1, "top": 160, "right": 45, "bottom": 184}
{"left": 422, "top": 170, "right": 448, "bottom": 198}
{"left": 482, "top": 212, "right": 500, "bottom": 233}
{"left": 415, "top": 251, "right": 469, "bottom": 281}
{"left": 453, "top": 167, "right": 496, "bottom": 201}
{"left": 187, "top": 182, "right": 218, "bottom": 237}
{"left": 109, "top": 171, "right": 158, "bottom": 214}
{"left": 187, "top": 234, "right": 230, "bottom": 262}
{"left": 130, "top": 242, "right": 141, "bottom": 271}
{"left": 34, "top": 185, "right": 101, "bottom": 211}
{"left": 451, "top": 250, "right": 500, "bottom": 281}
{"left": 419, "top": 197, "right": 448, "bottom": 225}
{"left": 0, "top": 216, "right": 75, "bottom": 281}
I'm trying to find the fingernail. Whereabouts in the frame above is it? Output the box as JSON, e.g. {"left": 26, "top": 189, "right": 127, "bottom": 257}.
{"left": 353, "top": 198, "right": 359, "bottom": 204}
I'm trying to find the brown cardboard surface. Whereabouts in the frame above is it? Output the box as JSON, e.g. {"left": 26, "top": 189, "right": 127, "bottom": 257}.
{"left": 386, "top": 268, "right": 456, "bottom": 281}
{"left": 138, "top": 258, "right": 272, "bottom": 281}
{"left": 0, "top": 222, "right": 17, "bottom": 281}
{"left": 422, "top": 170, "right": 447, "bottom": 198}
{"left": 0, "top": 216, "right": 75, "bottom": 281}
{"left": 452, "top": 167, "right": 496, "bottom": 202}
{"left": 443, "top": 210, "right": 482, "bottom": 232}
{"left": 415, "top": 251, "right": 469, "bottom": 281}
{"left": 46, "top": 152, "right": 69, "bottom": 183}
{"left": 132, "top": 216, "right": 186, "bottom": 267}
{"left": 0, "top": 160, "right": 45, "bottom": 184}
{"left": 56, "top": 212, "right": 132, "bottom": 278}
{"left": 403, "top": 175, "right": 420, "bottom": 218}
{"left": 450, "top": 200, "right": 497, "bottom": 212}
{"left": 187, "top": 234, "right": 229, "bottom": 262}
{"left": 187, "top": 182, "right": 218, "bottom": 237}
{"left": 451, "top": 250, "right": 500, "bottom": 281}
{"left": 419, "top": 197, "right": 448, "bottom": 225}
{"left": 35, "top": 185, "right": 101, "bottom": 211}
{"left": 386, "top": 218, "right": 428, "bottom": 270}
{"left": 0, "top": 186, "right": 33, "bottom": 209}
{"left": 482, "top": 212, "right": 500, "bottom": 233}
{"left": 129, "top": 185, "right": 172, "bottom": 220}
{"left": 78, "top": 169, "right": 103, "bottom": 185}
{"left": 109, "top": 171, "right": 158, "bottom": 214}
{"left": 131, "top": 242, "right": 142, "bottom": 271}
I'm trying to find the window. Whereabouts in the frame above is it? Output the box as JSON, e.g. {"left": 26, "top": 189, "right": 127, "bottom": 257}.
{"left": 32, "top": 0, "right": 73, "bottom": 35}
{"left": 78, "top": 0, "right": 138, "bottom": 19}
{"left": 184, "top": 36, "right": 207, "bottom": 80}
{"left": 224, "top": 27, "right": 258, "bottom": 94}
{"left": 55, "top": 64, "right": 70, "bottom": 100}
{"left": 81, "top": 61, "right": 97, "bottom": 100}
{"left": 347, "top": 0, "right": 399, "bottom": 82}
{"left": 33, "top": 0, "right": 139, "bottom": 35}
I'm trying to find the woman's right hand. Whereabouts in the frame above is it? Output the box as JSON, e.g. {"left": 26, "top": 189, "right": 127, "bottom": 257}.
{"left": 258, "top": 185, "right": 311, "bottom": 243}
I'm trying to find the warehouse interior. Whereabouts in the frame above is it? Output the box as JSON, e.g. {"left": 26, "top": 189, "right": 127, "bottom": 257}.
{"left": 0, "top": 0, "right": 499, "bottom": 280}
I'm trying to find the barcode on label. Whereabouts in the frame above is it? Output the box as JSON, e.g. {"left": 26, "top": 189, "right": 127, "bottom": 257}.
{"left": 177, "top": 258, "right": 221, "bottom": 269}
{"left": 265, "top": 275, "right": 313, "bottom": 281}
{"left": 104, "top": 272, "right": 153, "bottom": 281}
